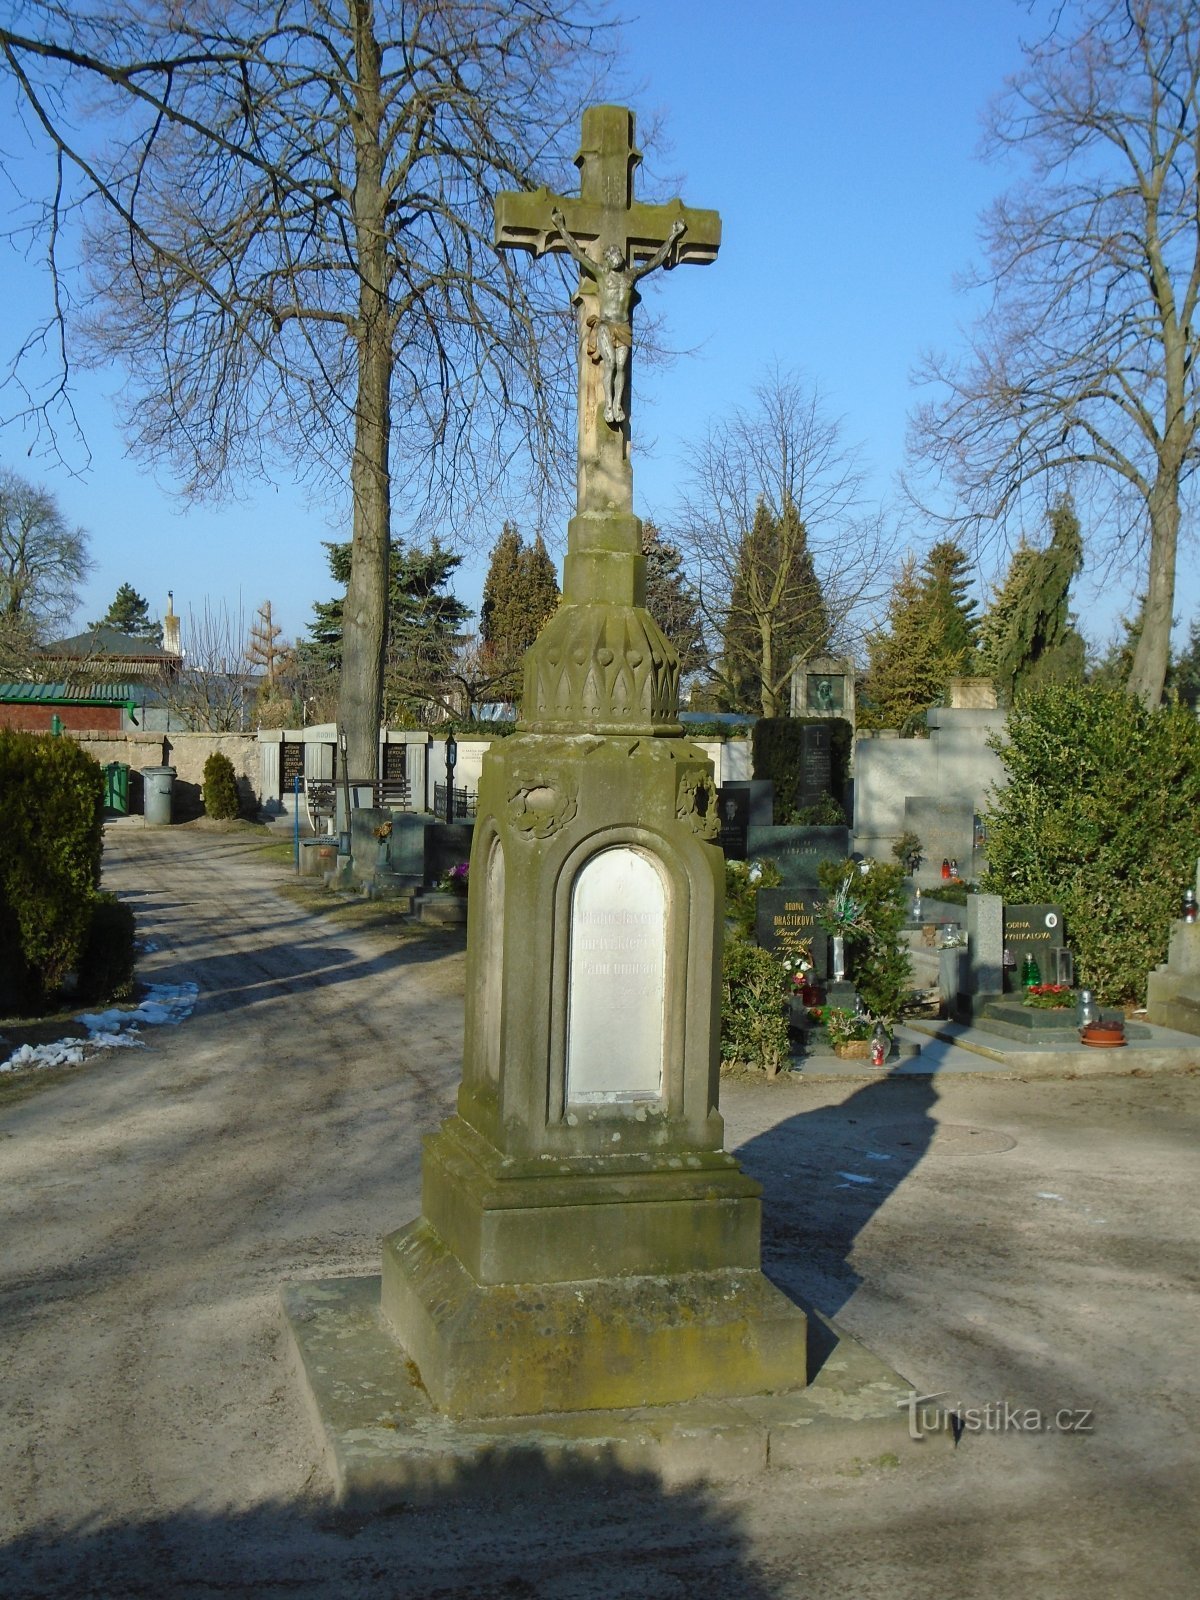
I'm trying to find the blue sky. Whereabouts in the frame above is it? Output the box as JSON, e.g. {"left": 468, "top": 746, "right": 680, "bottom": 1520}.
{"left": 2, "top": 0, "right": 1194, "bottom": 655}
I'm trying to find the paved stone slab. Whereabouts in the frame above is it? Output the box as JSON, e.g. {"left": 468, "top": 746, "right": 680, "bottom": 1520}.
{"left": 281, "top": 1276, "right": 933, "bottom": 1508}
{"left": 788, "top": 1018, "right": 1200, "bottom": 1080}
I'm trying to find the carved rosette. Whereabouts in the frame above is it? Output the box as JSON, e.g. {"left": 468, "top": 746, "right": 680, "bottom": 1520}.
{"left": 522, "top": 603, "right": 681, "bottom": 735}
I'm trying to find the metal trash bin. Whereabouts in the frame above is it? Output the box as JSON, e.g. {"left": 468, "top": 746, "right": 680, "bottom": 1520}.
{"left": 141, "top": 764, "right": 176, "bottom": 826}
{"left": 103, "top": 762, "right": 130, "bottom": 815}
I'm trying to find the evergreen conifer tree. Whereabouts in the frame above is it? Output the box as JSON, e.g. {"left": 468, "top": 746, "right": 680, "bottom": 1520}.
{"left": 642, "top": 522, "right": 705, "bottom": 681}
{"left": 304, "top": 539, "right": 470, "bottom": 723}
{"left": 1172, "top": 618, "right": 1200, "bottom": 711}
{"left": 860, "top": 558, "right": 950, "bottom": 730}
{"left": 978, "top": 499, "right": 1085, "bottom": 702}
{"left": 90, "top": 583, "right": 163, "bottom": 646}
{"left": 922, "top": 540, "right": 980, "bottom": 662}
{"left": 859, "top": 539, "right": 980, "bottom": 729}
{"left": 478, "top": 522, "right": 560, "bottom": 700}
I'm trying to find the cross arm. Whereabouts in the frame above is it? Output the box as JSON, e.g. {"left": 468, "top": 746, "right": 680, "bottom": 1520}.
{"left": 495, "top": 188, "right": 721, "bottom": 267}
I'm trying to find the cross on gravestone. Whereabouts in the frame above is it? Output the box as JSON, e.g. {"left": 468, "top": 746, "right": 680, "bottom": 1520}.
{"left": 495, "top": 106, "right": 720, "bottom": 546}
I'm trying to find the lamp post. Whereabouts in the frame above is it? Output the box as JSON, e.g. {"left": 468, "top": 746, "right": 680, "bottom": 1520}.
{"left": 337, "top": 725, "right": 351, "bottom": 856}
{"left": 444, "top": 731, "right": 458, "bottom": 824}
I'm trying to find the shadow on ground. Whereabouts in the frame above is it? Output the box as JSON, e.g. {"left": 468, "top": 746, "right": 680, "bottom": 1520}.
{"left": 736, "top": 1072, "right": 940, "bottom": 1321}
{"left": 0, "top": 1462, "right": 781, "bottom": 1600}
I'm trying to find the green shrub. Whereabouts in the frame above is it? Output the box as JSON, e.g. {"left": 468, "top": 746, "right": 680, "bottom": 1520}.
{"left": 202, "top": 750, "right": 241, "bottom": 819}
{"left": 77, "top": 892, "right": 136, "bottom": 1003}
{"left": 752, "top": 716, "right": 852, "bottom": 823}
{"left": 792, "top": 793, "right": 848, "bottom": 826}
{"left": 724, "top": 857, "right": 782, "bottom": 940}
{"left": 817, "top": 856, "right": 912, "bottom": 1020}
{"left": 981, "top": 683, "right": 1200, "bottom": 1005}
{"left": 0, "top": 730, "right": 105, "bottom": 1005}
{"left": 720, "top": 934, "right": 790, "bottom": 1076}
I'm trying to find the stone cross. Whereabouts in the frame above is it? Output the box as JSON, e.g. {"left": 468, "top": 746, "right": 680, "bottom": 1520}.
{"left": 495, "top": 106, "right": 720, "bottom": 531}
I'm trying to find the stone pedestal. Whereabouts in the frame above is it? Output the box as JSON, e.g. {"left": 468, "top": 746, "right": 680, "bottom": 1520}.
{"left": 1146, "top": 921, "right": 1200, "bottom": 1036}
{"left": 380, "top": 727, "right": 809, "bottom": 1418}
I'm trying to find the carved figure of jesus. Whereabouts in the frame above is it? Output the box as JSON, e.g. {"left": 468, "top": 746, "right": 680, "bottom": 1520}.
{"left": 551, "top": 206, "right": 687, "bottom": 425}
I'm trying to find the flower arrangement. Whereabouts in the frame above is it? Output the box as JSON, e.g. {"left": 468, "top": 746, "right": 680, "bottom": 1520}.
{"left": 818, "top": 873, "right": 870, "bottom": 935}
{"left": 437, "top": 860, "right": 470, "bottom": 894}
{"left": 776, "top": 931, "right": 814, "bottom": 993}
{"left": 1022, "top": 983, "right": 1076, "bottom": 1010}
{"left": 373, "top": 819, "right": 394, "bottom": 842}
{"left": 824, "top": 1007, "right": 875, "bottom": 1046}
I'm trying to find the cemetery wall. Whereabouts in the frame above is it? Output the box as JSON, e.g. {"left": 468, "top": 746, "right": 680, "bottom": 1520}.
{"left": 69, "top": 730, "right": 261, "bottom": 815}
{"left": 854, "top": 707, "right": 1007, "bottom": 857}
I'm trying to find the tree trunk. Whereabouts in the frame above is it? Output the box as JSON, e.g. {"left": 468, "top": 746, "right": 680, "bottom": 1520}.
{"left": 1129, "top": 469, "right": 1180, "bottom": 709}
{"left": 759, "top": 618, "right": 777, "bottom": 718}
{"left": 339, "top": 1, "right": 392, "bottom": 780}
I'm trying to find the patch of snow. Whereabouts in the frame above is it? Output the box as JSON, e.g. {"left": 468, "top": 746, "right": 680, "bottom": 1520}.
{"left": 2, "top": 982, "right": 198, "bottom": 1074}
{"left": 836, "top": 1171, "right": 875, "bottom": 1185}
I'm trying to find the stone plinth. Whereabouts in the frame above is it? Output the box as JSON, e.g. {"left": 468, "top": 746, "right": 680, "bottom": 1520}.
{"left": 379, "top": 727, "right": 809, "bottom": 1418}
{"left": 1146, "top": 921, "right": 1200, "bottom": 1036}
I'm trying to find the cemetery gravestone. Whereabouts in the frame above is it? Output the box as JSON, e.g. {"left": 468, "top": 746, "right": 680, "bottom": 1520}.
{"left": 716, "top": 785, "right": 749, "bottom": 859}
{"left": 721, "top": 778, "right": 774, "bottom": 826}
{"left": 1003, "top": 903, "right": 1064, "bottom": 979}
{"left": 905, "top": 796, "right": 975, "bottom": 881}
{"left": 746, "top": 824, "right": 851, "bottom": 888}
{"left": 797, "top": 723, "right": 832, "bottom": 809}
{"left": 755, "top": 889, "right": 829, "bottom": 979}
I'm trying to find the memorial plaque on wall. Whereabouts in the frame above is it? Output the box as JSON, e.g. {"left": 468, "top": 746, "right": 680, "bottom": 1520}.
{"left": 755, "top": 889, "right": 830, "bottom": 978}
{"left": 798, "top": 722, "right": 832, "bottom": 805}
{"left": 1003, "top": 904, "right": 1064, "bottom": 953}
{"left": 280, "top": 740, "right": 305, "bottom": 792}
{"left": 716, "top": 786, "right": 750, "bottom": 859}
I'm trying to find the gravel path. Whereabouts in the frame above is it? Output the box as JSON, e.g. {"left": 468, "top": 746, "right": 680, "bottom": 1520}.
{"left": 1, "top": 823, "right": 1197, "bottom": 1598}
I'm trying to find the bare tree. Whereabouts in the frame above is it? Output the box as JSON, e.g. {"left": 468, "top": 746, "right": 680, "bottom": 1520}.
{"left": 673, "top": 369, "right": 887, "bottom": 715}
{"left": 909, "top": 0, "right": 1200, "bottom": 708}
{"left": 156, "top": 599, "right": 252, "bottom": 732}
{"left": 0, "top": 2, "right": 618, "bottom": 771}
{"left": 0, "top": 466, "right": 90, "bottom": 639}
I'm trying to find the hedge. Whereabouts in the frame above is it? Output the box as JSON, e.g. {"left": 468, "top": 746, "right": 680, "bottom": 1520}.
{"left": 0, "top": 730, "right": 105, "bottom": 1004}
{"left": 981, "top": 684, "right": 1200, "bottom": 1005}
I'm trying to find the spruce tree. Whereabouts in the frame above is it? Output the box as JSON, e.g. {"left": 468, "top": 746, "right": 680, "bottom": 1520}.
{"left": 860, "top": 557, "right": 954, "bottom": 731}
{"left": 921, "top": 539, "right": 980, "bottom": 662}
{"left": 979, "top": 499, "right": 1085, "bottom": 703}
{"left": 90, "top": 583, "right": 163, "bottom": 645}
{"left": 304, "top": 539, "right": 471, "bottom": 723}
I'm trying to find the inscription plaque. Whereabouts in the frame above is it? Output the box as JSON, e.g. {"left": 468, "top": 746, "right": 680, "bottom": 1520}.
{"left": 566, "top": 847, "right": 666, "bottom": 1103}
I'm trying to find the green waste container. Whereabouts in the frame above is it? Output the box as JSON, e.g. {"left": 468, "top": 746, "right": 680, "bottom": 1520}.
{"left": 103, "top": 762, "right": 130, "bottom": 816}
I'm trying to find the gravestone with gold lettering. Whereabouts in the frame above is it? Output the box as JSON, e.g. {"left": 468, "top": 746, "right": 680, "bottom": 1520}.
{"left": 375, "top": 105, "right": 810, "bottom": 1418}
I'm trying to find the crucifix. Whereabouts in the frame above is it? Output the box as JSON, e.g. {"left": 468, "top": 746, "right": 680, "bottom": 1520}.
{"left": 495, "top": 105, "right": 720, "bottom": 538}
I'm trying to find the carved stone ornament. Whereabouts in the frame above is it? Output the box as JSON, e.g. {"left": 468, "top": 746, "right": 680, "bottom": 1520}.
{"left": 523, "top": 603, "right": 681, "bottom": 734}
{"left": 675, "top": 771, "right": 720, "bottom": 840}
{"left": 506, "top": 778, "right": 579, "bottom": 841}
